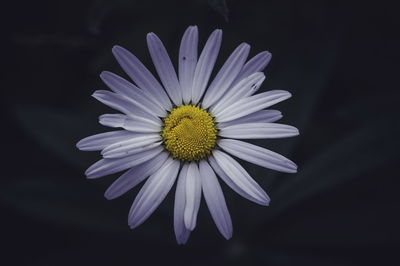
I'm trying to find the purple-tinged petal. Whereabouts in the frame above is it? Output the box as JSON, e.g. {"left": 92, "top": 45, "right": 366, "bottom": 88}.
{"left": 76, "top": 130, "right": 139, "bottom": 151}
{"left": 219, "top": 122, "right": 299, "bottom": 139}
{"left": 179, "top": 26, "right": 198, "bottom": 104}
{"left": 191, "top": 29, "right": 222, "bottom": 104}
{"left": 202, "top": 43, "right": 250, "bottom": 109}
{"left": 214, "top": 90, "right": 292, "bottom": 123}
{"left": 210, "top": 72, "right": 265, "bottom": 114}
{"left": 128, "top": 158, "right": 180, "bottom": 229}
{"left": 101, "top": 134, "right": 162, "bottom": 159}
{"left": 122, "top": 115, "right": 162, "bottom": 133}
{"left": 184, "top": 162, "right": 202, "bottom": 231}
{"left": 98, "top": 114, "right": 161, "bottom": 133}
{"left": 104, "top": 152, "right": 169, "bottom": 200}
{"left": 147, "top": 33, "right": 182, "bottom": 106}
{"left": 209, "top": 150, "right": 270, "bottom": 205}
{"left": 98, "top": 114, "right": 125, "bottom": 128}
{"left": 218, "top": 139, "right": 297, "bottom": 173}
{"left": 92, "top": 90, "right": 158, "bottom": 122}
{"left": 217, "top": 110, "right": 282, "bottom": 129}
{"left": 200, "top": 160, "right": 232, "bottom": 239}
{"left": 174, "top": 164, "right": 191, "bottom": 244}
{"left": 231, "top": 51, "right": 272, "bottom": 86}
{"left": 112, "top": 45, "right": 172, "bottom": 111}
{"left": 100, "top": 71, "right": 167, "bottom": 117}
{"left": 85, "top": 146, "right": 163, "bottom": 179}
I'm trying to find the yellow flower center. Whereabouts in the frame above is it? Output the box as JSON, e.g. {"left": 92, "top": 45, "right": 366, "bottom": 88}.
{"left": 162, "top": 105, "right": 217, "bottom": 161}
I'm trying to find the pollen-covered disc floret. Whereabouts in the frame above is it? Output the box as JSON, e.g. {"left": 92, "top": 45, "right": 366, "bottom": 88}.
{"left": 162, "top": 105, "right": 217, "bottom": 161}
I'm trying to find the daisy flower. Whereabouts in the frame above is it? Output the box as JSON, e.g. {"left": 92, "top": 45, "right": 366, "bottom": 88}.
{"left": 76, "top": 26, "right": 299, "bottom": 244}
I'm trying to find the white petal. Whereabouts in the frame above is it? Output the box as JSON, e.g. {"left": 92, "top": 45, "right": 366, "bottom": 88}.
{"left": 76, "top": 130, "right": 139, "bottom": 151}
{"left": 191, "top": 29, "right": 222, "bottom": 104}
{"left": 214, "top": 90, "right": 292, "bottom": 123}
{"left": 128, "top": 158, "right": 180, "bottom": 229}
{"left": 99, "top": 114, "right": 125, "bottom": 128}
{"left": 104, "top": 151, "right": 169, "bottom": 200}
{"left": 219, "top": 122, "right": 299, "bottom": 139}
{"left": 174, "top": 164, "right": 191, "bottom": 244}
{"left": 123, "top": 116, "right": 161, "bottom": 133}
{"left": 92, "top": 90, "right": 158, "bottom": 122}
{"left": 179, "top": 26, "right": 198, "bottom": 104}
{"left": 112, "top": 45, "right": 172, "bottom": 111}
{"left": 99, "top": 114, "right": 162, "bottom": 133}
{"left": 217, "top": 110, "right": 282, "bottom": 129}
{"left": 202, "top": 43, "right": 250, "bottom": 109}
{"left": 85, "top": 146, "right": 163, "bottom": 179}
{"left": 199, "top": 160, "right": 232, "bottom": 239}
{"left": 231, "top": 51, "right": 272, "bottom": 86}
{"left": 218, "top": 139, "right": 297, "bottom": 173}
{"left": 210, "top": 72, "right": 265, "bottom": 115}
{"left": 100, "top": 71, "right": 167, "bottom": 117}
{"left": 209, "top": 150, "right": 270, "bottom": 205}
{"left": 101, "top": 134, "right": 162, "bottom": 159}
{"left": 147, "top": 33, "right": 182, "bottom": 106}
{"left": 184, "top": 162, "right": 202, "bottom": 231}
{"left": 92, "top": 90, "right": 134, "bottom": 116}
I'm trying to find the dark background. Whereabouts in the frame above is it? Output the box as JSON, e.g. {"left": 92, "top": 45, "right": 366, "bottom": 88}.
{"left": 3, "top": 0, "right": 399, "bottom": 265}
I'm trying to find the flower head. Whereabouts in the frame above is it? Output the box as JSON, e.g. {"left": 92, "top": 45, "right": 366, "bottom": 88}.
{"left": 77, "top": 26, "right": 299, "bottom": 244}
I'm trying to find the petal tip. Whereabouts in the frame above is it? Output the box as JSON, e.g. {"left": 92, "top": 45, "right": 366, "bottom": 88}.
{"left": 213, "top": 29, "right": 223, "bottom": 36}
{"left": 112, "top": 45, "right": 126, "bottom": 57}
{"left": 99, "top": 71, "right": 110, "bottom": 79}
{"left": 241, "top": 42, "right": 251, "bottom": 49}
{"left": 286, "top": 91, "right": 293, "bottom": 98}
{"left": 85, "top": 171, "right": 95, "bottom": 179}
{"left": 263, "top": 50, "right": 272, "bottom": 58}
{"left": 146, "top": 32, "right": 156, "bottom": 40}
{"left": 222, "top": 230, "right": 233, "bottom": 240}
{"left": 76, "top": 139, "right": 84, "bottom": 150}
{"left": 104, "top": 191, "right": 114, "bottom": 200}
{"left": 287, "top": 161, "right": 298, "bottom": 172}
{"left": 111, "top": 45, "right": 120, "bottom": 54}
{"left": 128, "top": 219, "right": 140, "bottom": 229}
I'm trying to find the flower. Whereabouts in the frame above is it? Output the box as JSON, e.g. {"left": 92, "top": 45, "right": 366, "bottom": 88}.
{"left": 76, "top": 26, "right": 299, "bottom": 244}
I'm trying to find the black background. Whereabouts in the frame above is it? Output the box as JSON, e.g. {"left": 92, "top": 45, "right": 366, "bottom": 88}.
{"left": 3, "top": 0, "right": 399, "bottom": 265}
